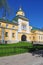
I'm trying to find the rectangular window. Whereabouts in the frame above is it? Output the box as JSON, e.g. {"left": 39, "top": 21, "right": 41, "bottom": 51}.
{"left": 41, "top": 36, "right": 43, "bottom": 40}
{"left": 5, "top": 32, "right": 8, "bottom": 37}
{"left": 12, "top": 25, "right": 15, "bottom": 29}
{"left": 0, "top": 23, "right": 1, "bottom": 26}
{"left": 12, "top": 33, "right": 14, "bottom": 37}
{"left": 39, "top": 36, "right": 40, "bottom": 39}
{"left": 22, "top": 25, "right": 26, "bottom": 30}
{"left": 6, "top": 24, "right": 8, "bottom": 28}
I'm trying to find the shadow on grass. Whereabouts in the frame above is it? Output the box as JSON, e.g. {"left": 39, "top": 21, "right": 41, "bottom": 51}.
{"left": 31, "top": 44, "right": 43, "bottom": 57}
{"left": 0, "top": 42, "right": 43, "bottom": 57}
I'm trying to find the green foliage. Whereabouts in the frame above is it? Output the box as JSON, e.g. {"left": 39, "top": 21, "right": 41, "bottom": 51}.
{"left": 0, "top": 42, "right": 43, "bottom": 57}
{"left": 33, "top": 45, "right": 43, "bottom": 50}
{"left": 0, "top": 0, "right": 10, "bottom": 17}
{"left": 0, "top": 42, "right": 33, "bottom": 56}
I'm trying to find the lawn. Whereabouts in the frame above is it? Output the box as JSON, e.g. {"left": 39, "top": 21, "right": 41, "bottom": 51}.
{"left": 0, "top": 42, "right": 43, "bottom": 57}
{"left": 0, "top": 42, "right": 33, "bottom": 57}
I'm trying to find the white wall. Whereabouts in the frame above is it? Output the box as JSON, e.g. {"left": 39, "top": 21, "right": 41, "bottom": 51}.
{"left": 18, "top": 18, "right": 30, "bottom": 33}
{"left": 18, "top": 19, "right": 22, "bottom": 32}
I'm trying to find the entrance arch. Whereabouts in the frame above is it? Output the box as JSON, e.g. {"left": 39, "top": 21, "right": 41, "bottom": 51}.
{"left": 21, "top": 35, "right": 27, "bottom": 41}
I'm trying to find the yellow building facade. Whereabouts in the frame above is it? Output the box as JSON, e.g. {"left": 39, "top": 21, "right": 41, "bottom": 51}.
{"left": 0, "top": 7, "right": 43, "bottom": 44}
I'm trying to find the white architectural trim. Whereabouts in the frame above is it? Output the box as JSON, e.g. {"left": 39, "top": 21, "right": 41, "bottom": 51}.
{"left": 16, "top": 31, "right": 18, "bottom": 41}
{"left": 9, "top": 30, "right": 12, "bottom": 40}
{"left": 18, "top": 19, "right": 22, "bottom": 32}
{"left": 2, "top": 29, "right": 4, "bottom": 43}
{"left": 26, "top": 22, "right": 30, "bottom": 33}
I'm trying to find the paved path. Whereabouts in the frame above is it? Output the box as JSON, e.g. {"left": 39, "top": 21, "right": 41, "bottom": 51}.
{"left": 0, "top": 53, "right": 43, "bottom": 65}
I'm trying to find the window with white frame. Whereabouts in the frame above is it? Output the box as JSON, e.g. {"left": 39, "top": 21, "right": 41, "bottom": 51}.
{"left": 12, "top": 33, "right": 15, "bottom": 37}
{"left": 39, "top": 35, "right": 42, "bottom": 40}
{"left": 12, "top": 25, "right": 15, "bottom": 29}
{"left": 41, "top": 35, "right": 43, "bottom": 40}
{"left": 22, "top": 25, "right": 26, "bottom": 30}
{"left": 6, "top": 24, "right": 8, "bottom": 28}
{"left": 39, "top": 36, "right": 40, "bottom": 39}
{"left": 0, "top": 23, "right": 1, "bottom": 27}
{"left": 5, "top": 32, "right": 8, "bottom": 37}
{"left": 39, "top": 35, "right": 43, "bottom": 40}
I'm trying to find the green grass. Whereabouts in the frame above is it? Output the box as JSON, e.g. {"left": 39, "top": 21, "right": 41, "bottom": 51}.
{"left": 0, "top": 42, "right": 33, "bottom": 57}
{"left": 33, "top": 45, "right": 43, "bottom": 50}
{"left": 0, "top": 42, "right": 43, "bottom": 57}
{"left": 0, "top": 42, "right": 32, "bottom": 47}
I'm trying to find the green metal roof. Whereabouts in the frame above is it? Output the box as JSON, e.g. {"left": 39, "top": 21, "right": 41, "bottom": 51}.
{"left": 31, "top": 26, "right": 43, "bottom": 31}
{"left": 0, "top": 18, "right": 10, "bottom": 23}
{"left": 0, "top": 18, "right": 18, "bottom": 25}
{"left": 13, "top": 15, "right": 29, "bottom": 22}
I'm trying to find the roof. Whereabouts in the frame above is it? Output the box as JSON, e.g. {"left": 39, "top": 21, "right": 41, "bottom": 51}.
{"left": 16, "top": 7, "right": 24, "bottom": 14}
{"left": 0, "top": 18, "right": 18, "bottom": 25}
{"left": 31, "top": 26, "right": 43, "bottom": 31}
{"left": 13, "top": 15, "right": 29, "bottom": 22}
{"left": 17, "top": 8, "right": 24, "bottom": 13}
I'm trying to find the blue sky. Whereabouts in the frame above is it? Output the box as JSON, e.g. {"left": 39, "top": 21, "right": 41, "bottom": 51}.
{"left": 0, "top": 0, "right": 43, "bottom": 28}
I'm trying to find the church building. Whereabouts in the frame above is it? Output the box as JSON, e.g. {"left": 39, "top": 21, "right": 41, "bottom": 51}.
{"left": 0, "top": 7, "right": 43, "bottom": 44}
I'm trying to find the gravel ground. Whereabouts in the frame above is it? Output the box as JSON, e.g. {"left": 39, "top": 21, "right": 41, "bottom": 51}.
{"left": 0, "top": 53, "right": 43, "bottom": 65}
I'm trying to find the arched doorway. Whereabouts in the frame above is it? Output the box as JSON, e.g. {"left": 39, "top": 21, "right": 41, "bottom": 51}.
{"left": 21, "top": 35, "right": 26, "bottom": 41}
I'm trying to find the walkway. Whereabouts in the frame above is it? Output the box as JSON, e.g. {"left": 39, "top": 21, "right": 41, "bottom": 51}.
{"left": 0, "top": 53, "right": 43, "bottom": 65}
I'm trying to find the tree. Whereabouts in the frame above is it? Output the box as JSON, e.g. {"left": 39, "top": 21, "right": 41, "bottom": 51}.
{"left": 0, "top": 0, "right": 10, "bottom": 18}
